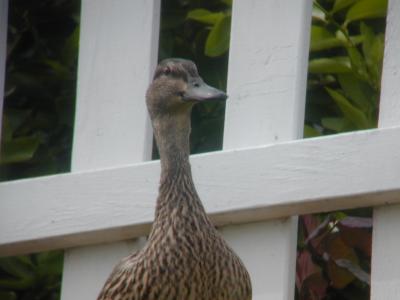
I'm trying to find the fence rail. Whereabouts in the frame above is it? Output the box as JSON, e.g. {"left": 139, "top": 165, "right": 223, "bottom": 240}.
{"left": 1, "top": 126, "right": 400, "bottom": 257}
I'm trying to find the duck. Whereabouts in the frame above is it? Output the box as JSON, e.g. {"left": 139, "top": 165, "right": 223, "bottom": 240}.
{"left": 97, "top": 58, "right": 252, "bottom": 300}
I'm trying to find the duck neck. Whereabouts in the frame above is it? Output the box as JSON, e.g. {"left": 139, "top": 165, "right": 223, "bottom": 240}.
{"left": 153, "top": 112, "right": 191, "bottom": 180}
{"left": 148, "top": 112, "right": 211, "bottom": 240}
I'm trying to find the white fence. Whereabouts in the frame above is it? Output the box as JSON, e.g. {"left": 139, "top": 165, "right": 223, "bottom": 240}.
{"left": 1, "top": 0, "right": 400, "bottom": 299}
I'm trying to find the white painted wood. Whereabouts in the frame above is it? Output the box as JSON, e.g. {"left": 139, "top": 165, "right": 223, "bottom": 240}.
{"left": 224, "top": 0, "right": 311, "bottom": 147}
{"left": 371, "top": 1, "right": 400, "bottom": 299}
{"left": 60, "top": 1, "right": 160, "bottom": 299}
{"left": 71, "top": 0, "right": 158, "bottom": 170}
{"left": 371, "top": 206, "right": 400, "bottom": 299}
{"left": 62, "top": 238, "right": 146, "bottom": 300}
{"left": 0, "top": 0, "right": 8, "bottom": 143}
{"left": 377, "top": 0, "right": 400, "bottom": 129}
{"left": 223, "top": 1, "right": 312, "bottom": 299}
{"left": 221, "top": 221, "right": 298, "bottom": 300}
{"left": 2, "top": 126, "right": 398, "bottom": 257}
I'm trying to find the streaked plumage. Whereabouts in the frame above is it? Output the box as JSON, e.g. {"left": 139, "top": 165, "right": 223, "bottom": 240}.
{"left": 98, "top": 58, "right": 252, "bottom": 300}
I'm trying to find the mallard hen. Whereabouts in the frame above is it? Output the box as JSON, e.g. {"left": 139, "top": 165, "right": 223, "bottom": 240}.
{"left": 97, "top": 58, "right": 252, "bottom": 300}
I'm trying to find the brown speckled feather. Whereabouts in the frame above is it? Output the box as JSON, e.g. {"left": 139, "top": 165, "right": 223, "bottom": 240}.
{"left": 97, "top": 59, "right": 252, "bottom": 300}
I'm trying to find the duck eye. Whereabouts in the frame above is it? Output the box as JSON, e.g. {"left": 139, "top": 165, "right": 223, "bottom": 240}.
{"left": 163, "top": 66, "right": 171, "bottom": 75}
{"left": 193, "top": 82, "right": 200, "bottom": 88}
{"left": 177, "top": 91, "right": 185, "bottom": 98}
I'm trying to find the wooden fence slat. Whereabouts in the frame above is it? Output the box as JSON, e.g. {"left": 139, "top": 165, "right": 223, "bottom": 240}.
{"left": 222, "top": 0, "right": 312, "bottom": 299}
{"left": 60, "top": 1, "right": 160, "bottom": 299}
{"left": 371, "top": 0, "right": 400, "bottom": 299}
{"left": 1, "top": 126, "right": 400, "bottom": 257}
{"left": 0, "top": 0, "right": 8, "bottom": 143}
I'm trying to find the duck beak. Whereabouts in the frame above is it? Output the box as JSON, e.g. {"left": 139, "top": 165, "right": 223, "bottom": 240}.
{"left": 183, "top": 78, "right": 228, "bottom": 102}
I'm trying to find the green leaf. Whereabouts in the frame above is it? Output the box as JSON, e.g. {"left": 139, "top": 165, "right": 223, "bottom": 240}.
{"left": 311, "top": 28, "right": 364, "bottom": 52}
{"left": 311, "top": 37, "right": 344, "bottom": 52}
{"left": 61, "top": 26, "right": 80, "bottom": 67}
{"left": 321, "top": 117, "right": 349, "bottom": 132}
{"left": 335, "top": 211, "right": 348, "bottom": 221}
{"left": 325, "top": 88, "right": 370, "bottom": 129}
{"left": 222, "top": 0, "right": 232, "bottom": 5}
{"left": 304, "top": 125, "right": 321, "bottom": 137}
{"left": 0, "top": 136, "right": 40, "bottom": 164}
{"left": 0, "top": 278, "right": 34, "bottom": 290}
{"left": 360, "top": 23, "right": 384, "bottom": 88}
{"left": 187, "top": 9, "right": 224, "bottom": 25}
{"left": 336, "top": 30, "right": 364, "bottom": 47}
{"left": 2, "top": 109, "right": 31, "bottom": 137}
{"left": 308, "top": 57, "right": 352, "bottom": 74}
{"left": 205, "top": 15, "right": 231, "bottom": 57}
{"left": 332, "top": 0, "right": 358, "bottom": 12}
{"left": 1, "top": 117, "right": 13, "bottom": 142}
{"left": 346, "top": 0, "right": 388, "bottom": 24}
{"left": 311, "top": 26, "right": 345, "bottom": 51}
{"left": 338, "top": 74, "right": 374, "bottom": 111}
{"left": 312, "top": 25, "right": 333, "bottom": 40}
{"left": 36, "top": 251, "right": 63, "bottom": 276}
{"left": 346, "top": 46, "right": 369, "bottom": 81}
{"left": 44, "top": 59, "right": 70, "bottom": 78}
{"left": 0, "top": 256, "right": 34, "bottom": 280}
{"left": 360, "top": 22, "right": 375, "bottom": 51}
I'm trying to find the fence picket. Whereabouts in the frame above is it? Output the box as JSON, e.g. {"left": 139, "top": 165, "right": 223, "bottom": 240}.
{"left": 221, "top": 1, "right": 312, "bottom": 299}
{"left": 371, "top": 0, "right": 400, "bottom": 299}
{"left": 60, "top": 1, "right": 160, "bottom": 299}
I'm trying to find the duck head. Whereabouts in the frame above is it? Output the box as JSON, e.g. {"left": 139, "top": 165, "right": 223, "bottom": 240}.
{"left": 146, "top": 58, "right": 227, "bottom": 172}
{"left": 146, "top": 58, "right": 227, "bottom": 120}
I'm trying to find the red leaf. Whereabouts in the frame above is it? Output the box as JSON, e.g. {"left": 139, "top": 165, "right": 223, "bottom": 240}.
{"left": 301, "top": 214, "right": 330, "bottom": 253}
{"left": 327, "top": 258, "right": 355, "bottom": 289}
{"left": 335, "top": 259, "right": 370, "bottom": 285}
{"left": 323, "top": 234, "right": 359, "bottom": 288}
{"left": 296, "top": 250, "right": 327, "bottom": 300}
{"left": 338, "top": 217, "right": 372, "bottom": 256}
{"left": 300, "top": 272, "right": 328, "bottom": 300}
{"left": 302, "top": 214, "right": 320, "bottom": 234}
{"left": 305, "top": 215, "right": 332, "bottom": 244}
{"left": 296, "top": 251, "right": 319, "bottom": 288}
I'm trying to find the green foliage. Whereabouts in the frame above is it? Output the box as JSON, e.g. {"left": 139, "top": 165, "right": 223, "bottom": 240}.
{"left": 0, "top": 0, "right": 80, "bottom": 181}
{"left": 0, "top": 1, "right": 78, "bottom": 299}
{"left": 0, "top": 252, "right": 63, "bottom": 300}
{"left": 306, "top": 0, "right": 386, "bottom": 137}
{"left": 187, "top": 8, "right": 231, "bottom": 57}
{"left": 297, "top": 0, "right": 386, "bottom": 299}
